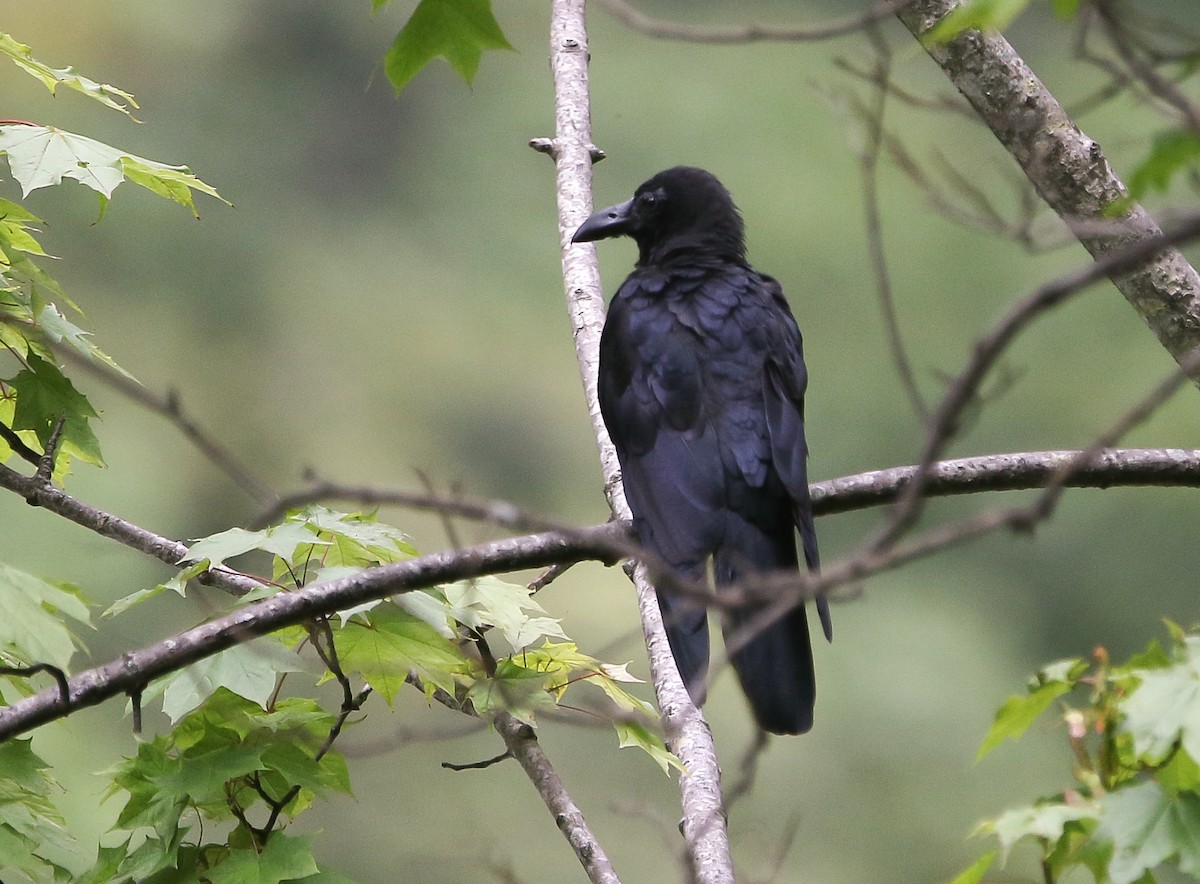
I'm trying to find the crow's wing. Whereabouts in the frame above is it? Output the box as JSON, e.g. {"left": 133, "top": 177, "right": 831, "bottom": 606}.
{"left": 761, "top": 279, "right": 832, "bottom": 641}
{"left": 598, "top": 279, "right": 726, "bottom": 693}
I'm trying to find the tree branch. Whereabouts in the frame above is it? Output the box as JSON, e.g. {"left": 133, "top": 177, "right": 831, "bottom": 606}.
{"left": 895, "top": 0, "right": 1200, "bottom": 379}
{"left": 811, "top": 448, "right": 1200, "bottom": 515}
{"left": 543, "top": 1, "right": 734, "bottom": 880}
{"left": 0, "top": 521, "right": 627, "bottom": 742}
{"left": 872, "top": 213, "right": 1200, "bottom": 552}
{"left": 0, "top": 461, "right": 263, "bottom": 598}
{"left": 494, "top": 711, "right": 622, "bottom": 884}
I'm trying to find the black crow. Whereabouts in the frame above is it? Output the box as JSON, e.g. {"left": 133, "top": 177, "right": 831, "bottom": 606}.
{"left": 572, "top": 167, "right": 831, "bottom": 735}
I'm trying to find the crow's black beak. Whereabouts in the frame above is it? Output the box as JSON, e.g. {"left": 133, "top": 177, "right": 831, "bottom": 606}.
{"left": 571, "top": 198, "right": 635, "bottom": 243}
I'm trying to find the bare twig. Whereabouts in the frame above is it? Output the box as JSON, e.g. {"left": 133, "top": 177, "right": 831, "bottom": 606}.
{"left": 0, "top": 419, "right": 40, "bottom": 466}
{"left": 442, "top": 750, "right": 513, "bottom": 772}
{"left": 54, "top": 345, "right": 278, "bottom": 505}
{"left": 0, "top": 461, "right": 263, "bottom": 597}
{"left": 34, "top": 412, "right": 66, "bottom": 483}
{"left": 856, "top": 29, "right": 930, "bottom": 420}
{"left": 1092, "top": 0, "right": 1200, "bottom": 134}
{"left": 594, "top": 0, "right": 910, "bottom": 44}
{"left": 872, "top": 212, "right": 1200, "bottom": 554}
{"left": 255, "top": 472, "right": 559, "bottom": 533}
{"left": 723, "top": 729, "right": 770, "bottom": 810}
{"left": 0, "top": 663, "right": 68, "bottom": 706}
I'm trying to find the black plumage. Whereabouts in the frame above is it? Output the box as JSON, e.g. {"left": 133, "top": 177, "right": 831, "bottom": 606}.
{"left": 572, "top": 167, "right": 831, "bottom": 735}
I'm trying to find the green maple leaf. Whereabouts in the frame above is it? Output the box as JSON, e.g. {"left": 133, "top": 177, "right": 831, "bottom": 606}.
{"left": 204, "top": 834, "right": 319, "bottom": 884}
{"left": 977, "top": 659, "right": 1085, "bottom": 759}
{"left": 1123, "top": 638, "right": 1200, "bottom": 763}
{"left": 1096, "top": 781, "right": 1200, "bottom": 882}
{"left": 0, "top": 124, "right": 228, "bottom": 217}
{"left": 443, "top": 575, "right": 567, "bottom": 649}
{"left": 384, "top": 0, "right": 513, "bottom": 94}
{"left": 0, "top": 33, "right": 138, "bottom": 115}
{"left": 8, "top": 353, "right": 104, "bottom": 471}
{"left": 0, "top": 562, "right": 91, "bottom": 669}
{"left": 154, "top": 639, "right": 307, "bottom": 723}
{"left": 183, "top": 523, "right": 325, "bottom": 568}
{"left": 335, "top": 603, "right": 470, "bottom": 705}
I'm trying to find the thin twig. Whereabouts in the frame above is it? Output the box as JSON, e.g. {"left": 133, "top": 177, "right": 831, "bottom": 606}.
{"left": 0, "top": 663, "right": 68, "bottom": 706}
{"left": 871, "top": 212, "right": 1200, "bottom": 554}
{"left": 33, "top": 412, "right": 67, "bottom": 483}
{"left": 255, "top": 472, "right": 560, "bottom": 532}
{"left": 857, "top": 28, "right": 929, "bottom": 420}
{"left": 442, "top": 750, "right": 513, "bottom": 771}
{"left": 53, "top": 345, "right": 278, "bottom": 505}
{"left": 0, "top": 420, "right": 40, "bottom": 466}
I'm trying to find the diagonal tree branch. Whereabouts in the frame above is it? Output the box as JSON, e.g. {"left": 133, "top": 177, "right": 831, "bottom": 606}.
{"left": 895, "top": 0, "right": 1200, "bottom": 380}
{"left": 872, "top": 213, "right": 1200, "bottom": 552}
{"left": 0, "top": 520, "right": 627, "bottom": 742}
{"left": 543, "top": 1, "right": 734, "bottom": 880}
{"left": 494, "top": 711, "right": 621, "bottom": 884}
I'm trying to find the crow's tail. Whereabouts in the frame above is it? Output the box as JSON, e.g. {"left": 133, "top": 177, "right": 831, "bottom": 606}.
{"left": 715, "top": 518, "right": 817, "bottom": 735}
{"left": 656, "top": 590, "right": 711, "bottom": 705}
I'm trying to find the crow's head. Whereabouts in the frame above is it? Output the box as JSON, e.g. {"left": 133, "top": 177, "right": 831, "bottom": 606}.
{"left": 572, "top": 166, "right": 746, "bottom": 267}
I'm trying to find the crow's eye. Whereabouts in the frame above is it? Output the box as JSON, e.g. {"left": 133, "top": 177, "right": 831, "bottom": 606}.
{"left": 639, "top": 191, "right": 662, "bottom": 209}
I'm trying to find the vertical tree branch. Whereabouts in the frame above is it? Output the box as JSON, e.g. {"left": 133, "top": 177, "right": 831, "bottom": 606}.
{"left": 895, "top": 0, "right": 1200, "bottom": 380}
{"left": 543, "top": 1, "right": 735, "bottom": 881}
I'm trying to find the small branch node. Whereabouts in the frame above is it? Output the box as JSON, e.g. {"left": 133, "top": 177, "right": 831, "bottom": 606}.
{"left": 34, "top": 412, "right": 67, "bottom": 483}
{"left": 529, "top": 137, "right": 559, "bottom": 159}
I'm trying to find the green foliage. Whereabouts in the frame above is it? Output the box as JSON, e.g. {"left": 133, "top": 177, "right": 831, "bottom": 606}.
{"left": 7, "top": 354, "right": 104, "bottom": 473}
{"left": 0, "top": 39, "right": 227, "bottom": 490}
{"left": 1127, "top": 129, "right": 1200, "bottom": 200}
{"left": 63, "top": 503, "right": 678, "bottom": 876}
{"left": 925, "top": 0, "right": 1036, "bottom": 42}
{"left": 961, "top": 628, "right": 1200, "bottom": 882}
{"left": 93, "top": 691, "right": 348, "bottom": 882}
{"left": 0, "top": 563, "right": 90, "bottom": 672}
{"left": 0, "top": 739, "right": 79, "bottom": 883}
{"left": 380, "top": 0, "right": 512, "bottom": 94}
{"left": 0, "top": 124, "right": 228, "bottom": 219}
{"left": 0, "top": 32, "right": 137, "bottom": 116}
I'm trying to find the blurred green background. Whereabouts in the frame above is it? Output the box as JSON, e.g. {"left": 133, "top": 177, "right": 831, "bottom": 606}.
{"left": 2, "top": 1, "right": 1198, "bottom": 880}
